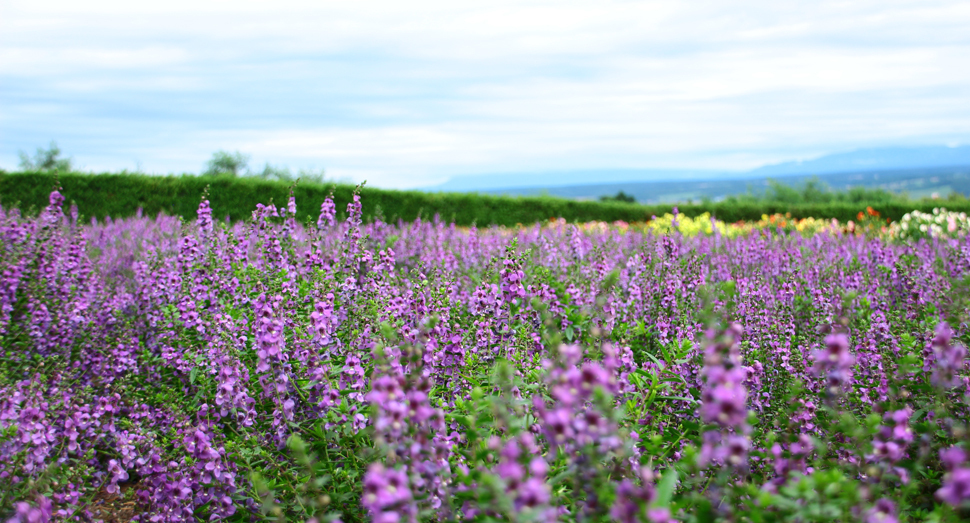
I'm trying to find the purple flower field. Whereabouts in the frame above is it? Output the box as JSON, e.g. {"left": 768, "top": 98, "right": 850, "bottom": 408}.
{"left": 2, "top": 189, "right": 970, "bottom": 522}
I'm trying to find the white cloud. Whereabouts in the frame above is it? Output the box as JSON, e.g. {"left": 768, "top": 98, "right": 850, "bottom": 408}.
{"left": 0, "top": 47, "right": 189, "bottom": 76}
{"left": 1, "top": 0, "right": 969, "bottom": 187}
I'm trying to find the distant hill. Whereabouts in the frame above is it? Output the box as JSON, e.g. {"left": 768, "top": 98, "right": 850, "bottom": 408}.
{"left": 481, "top": 166, "right": 970, "bottom": 204}
{"left": 430, "top": 168, "right": 726, "bottom": 192}
{"left": 427, "top": 145, "right": 970, "bottom": 201}
{"left": 745, "top": 145, "right": 970, "bottom": 178}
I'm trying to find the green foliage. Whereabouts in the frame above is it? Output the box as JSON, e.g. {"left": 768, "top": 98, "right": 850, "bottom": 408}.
{"left": 0, "top": 171, "right": 656, "bottom": 225}
{"left": 17, "top": 141, "right": 72, "bottom": 172}
{"left": 253, "top": 163, "right": 295, "bottom": 182}
{"left": 600, "top": 190, "right": 636, "bottom": 203}
{"left": 296, "top": 168, "right": 327, "bottom": 185}
{"left": 729, "top": 177, "right": 898, "bottom": 206}
{"left": 208, "top": 153, "right": 325, "bottom": 185}
{"left": 4, "top": 171, "right": 970, "bottom": 226}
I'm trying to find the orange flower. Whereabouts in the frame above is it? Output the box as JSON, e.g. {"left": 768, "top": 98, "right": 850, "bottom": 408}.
{"left": 866, "top": 206, "right": 879, "bottom": 217}
{"left": 857, "top": 211, "right": 865, "bottom": 221}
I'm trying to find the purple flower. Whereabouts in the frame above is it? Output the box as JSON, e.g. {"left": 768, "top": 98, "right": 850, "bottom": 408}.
{"left": 515, "top": 477, "right": 551, "bottom": 509}
{"left": 579, "top": 362, "right": 612, "bottom": 394}
{"left": 197, "top": 199, "right": 213, "bottom": 236}
{"left": 871, "top": 408, "right": 913, "bottom": 466}
{"left": 539, "top": 406, "right": 575, "bottom": 445}
{"left": 941, "top": 447, "right": 967, "bottom": 471}
{"left": 646, "top": 507, "right": 676, "bottom": 523}
{"left": 362, "top": 463, "right": 414, "bottom": 516}
{"left": 812, "top": 333, "right": 855, "bottom": 396}
{"left": 6, "top": 496, "right": 53, "bottom": 523}
{"left": 106, "top": 458, "right": 129, "bottom": 494}
{"left": 48, "top": 190, "right": 64, "bottom": 208}
{"left": 864, "top": 498, "right": 897, "bottom": 523}
{"left": 610, "top": 480, "right": 642, "bottom": 523}
{"left": 317, "top": 197, "right": 336, "bottom": 228}
{"left": 700, "top": 383, "right": 747, "bottom": 428}
{"left": 500, "top": 257, "right": 527, "bottom": 301}
{"left": 938, "top": 468, "right": 970, "bottom": 507}
{"left": 610, "top": 475, "right": 661, "bottom": 523}
{"left": 887, "top": 408, "right": 914, "bottom": 444}
{"left": 698, "top": 324, "right": 750, "bottom": 469}
{"left": 930, "top": 323, "right": 967, "bottom": 389}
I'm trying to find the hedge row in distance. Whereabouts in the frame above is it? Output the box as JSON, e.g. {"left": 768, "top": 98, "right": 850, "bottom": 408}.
{"left": 2, "top": 171, "right": 969, "bottom": 226}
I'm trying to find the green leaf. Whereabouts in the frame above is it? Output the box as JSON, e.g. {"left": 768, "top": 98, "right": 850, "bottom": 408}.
{"left": 657, "top": 395, "right": 697, "bottom": 405}
{"left": 655, "top": 468, "right": 679, "bottom": 507}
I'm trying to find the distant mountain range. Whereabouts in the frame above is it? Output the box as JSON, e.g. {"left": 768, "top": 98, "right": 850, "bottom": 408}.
{"left": 427, "top": 145, "right": 970, "bottom": 202}
{"left": 490, "top": 166, "right": 970, "bottom": 204}
{"left": 429, "top": 168, "right": 724, "bottom": 192}
{"left": 742, "top": 145, "right": 970, "bottom": 178}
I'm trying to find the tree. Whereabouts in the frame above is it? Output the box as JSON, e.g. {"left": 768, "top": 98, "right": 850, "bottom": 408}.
{"left": 203, "top": 150, "right": 325, "bottom": 184}
{"left": 252, "top": 164, "right": 326, "bottom": 184}
{"left": 600, "top": 190, "right": 636, "bottom": 203}
{"left": 204, "top": 150, "right": 249, "bottom": 177}
{"left": 255, "top": 163, "right": 295, "bottom": 182}
{"left": 19, "top": 141, "right": 72, "bottom": 172}
{"left": 297, "top": 168, "right": 326, "bottom": 185}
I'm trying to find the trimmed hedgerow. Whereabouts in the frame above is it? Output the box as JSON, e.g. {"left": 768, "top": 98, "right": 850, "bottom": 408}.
{"left": 3, "top": 171, "right": 970, "bottom": 226}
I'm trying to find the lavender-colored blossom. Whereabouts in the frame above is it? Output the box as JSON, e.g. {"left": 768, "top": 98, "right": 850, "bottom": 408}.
{"left": 937, "top": 468, "right": 970, "bottom": 507}
{"left": 7, "top": 496, "right": 53, "bottom": 523}
{"left": 812, "top": 333, "right": 856, "bottom": 396}
{"left": 362, "top": 463, "right": 416, "bottom": 523}
{"left": 941, "top": 447, "right": 967, "bottom": 471}
{"left": 317, "top": 196, "right": 336, "bottom": 228}
{"left": 197, "top": 199, "right": 213, "bottom": 237}
{"left": 700, "top": 382, "right": 748, "bottom": 428}
{"left": 871, "top": 408, "right": 913, "bottom": 466}
{"left": 699, "top": 324, "right": 750, "bottom": 469}
{"left": 864, "top": 498, "right": 898, "bottom": 523}
{"left": 929, "top": 323, "right": 967, "bottom": 389}
{"left": 3, "top": 188, "right": 970, "bottom": 520}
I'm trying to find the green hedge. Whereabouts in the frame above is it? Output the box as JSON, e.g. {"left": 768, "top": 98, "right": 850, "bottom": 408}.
{"left": 2, "top": 171, "right": 969, "bottom": 226}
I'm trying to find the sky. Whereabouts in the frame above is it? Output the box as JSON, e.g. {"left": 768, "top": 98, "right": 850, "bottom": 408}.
{"left": 1, "top": 0, "right": 969, "bottom": 189}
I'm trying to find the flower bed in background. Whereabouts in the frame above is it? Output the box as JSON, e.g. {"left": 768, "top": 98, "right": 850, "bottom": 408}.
{"left": 891, "top": 208, "right": 970, "bottom": 241}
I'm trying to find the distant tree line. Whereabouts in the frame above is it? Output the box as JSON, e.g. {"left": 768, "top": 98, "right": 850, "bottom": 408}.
{"left": 9, "top": 142, "right": 327, "bottom": 185}
{"left": 599, "top": 190, "right": 637, "bottom": 204}
{"left": 725, "top": 178, "right": 898, "bottom": 204}
{"left": 717, "top": 177, "right": 966, "bottom": 204}
{"left": 18, "top": 141, "right": 72, "bottom": 172}
{"left": 583, "top": 179, "right": 969, "bottom": 207}
{"left": 203, "top": 150, "right": 326, "bottom": 185}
